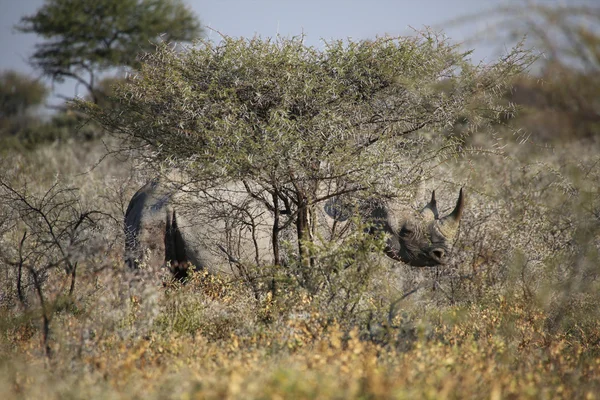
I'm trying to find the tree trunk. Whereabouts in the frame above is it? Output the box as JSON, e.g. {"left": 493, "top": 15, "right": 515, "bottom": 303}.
{"left": 296, "top": 194, "right": 315, "bottom": 269}
{"left": 272, "top": 191, "right": 280, "bottom": 266}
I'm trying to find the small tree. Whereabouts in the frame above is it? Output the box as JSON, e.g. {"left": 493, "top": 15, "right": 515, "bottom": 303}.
{"left": 77, "top": 33, "right": 532, "bottom": 269}
{"left": 0, "top": 70, "right": 48, "bottom": 136}
{"left": 16, "top": 0, "right": 202, "bottom": 104}
{"left": 0, "top": 178, "right": 108, "bottom": 358}
{"left": 0, "top": 70, "right": 48, "bottom": 120}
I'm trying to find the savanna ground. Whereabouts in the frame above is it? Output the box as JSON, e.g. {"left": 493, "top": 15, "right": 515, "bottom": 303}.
{"left": 2, "top": 29, "right": 600, "bottom": 400}
{"left": 1, "top": 117, "right": 599, "bottom": 399}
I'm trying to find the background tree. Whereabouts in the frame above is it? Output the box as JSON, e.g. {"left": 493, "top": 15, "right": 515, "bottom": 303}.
{"left": 506, "top": 3, "right": 600, "bottom": 140}
{"left": 87, "top": 76, "right": 124, "bottom": 110}
{"left": 0, "top": 70, "right": 48, "bottom": 136}
{"left": 77, "top": 33, "right": 532, "bottom": 271}
{"left": 0, "top": 69, "right": 100, "bottom": 151}
{"left": 16, "top": 0, "right": 202, "bottom": 104}
{"left": 450, "top": 3, "right": 600, "bottom": 141}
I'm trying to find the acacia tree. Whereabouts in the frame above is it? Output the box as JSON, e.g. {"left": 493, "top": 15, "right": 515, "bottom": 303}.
{"left": 76, "top": 33, "right": 532, "bottom": 267}
{"left": 16, "top": 0, "right": 202, "bottom": 104}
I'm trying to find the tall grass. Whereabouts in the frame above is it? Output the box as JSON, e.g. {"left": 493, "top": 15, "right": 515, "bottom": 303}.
{"left": 0, "top": 128, "right": 598, "bottom": 398}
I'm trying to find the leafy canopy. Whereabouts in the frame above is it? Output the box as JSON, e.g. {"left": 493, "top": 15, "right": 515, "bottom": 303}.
{"left": 17, "top": 0, "right": 202, "bottom": 103}
{"left": 77, "top": 33, "right": 532, "bottom": 266}
{"left": 78, "top": 33, "right": 530, "bottom": 194}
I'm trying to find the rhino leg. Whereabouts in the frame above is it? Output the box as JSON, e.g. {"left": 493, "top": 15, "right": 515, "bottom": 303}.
{"left": 165, "top": 209, "right": 194, "bottom": 281}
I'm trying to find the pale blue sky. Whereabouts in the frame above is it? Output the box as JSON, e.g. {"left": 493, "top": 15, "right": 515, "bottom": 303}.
{"left": 0, "top": 0, "right": 547, "bottom": 106}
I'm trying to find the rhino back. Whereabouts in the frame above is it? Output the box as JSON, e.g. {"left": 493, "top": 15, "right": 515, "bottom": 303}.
{"left": 171, "top": 183, "right": 274, "bottom": 274}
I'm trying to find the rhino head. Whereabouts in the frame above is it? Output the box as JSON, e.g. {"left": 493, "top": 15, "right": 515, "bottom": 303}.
{"left": 369, "top": 189, "right": 464, "bottom": 267}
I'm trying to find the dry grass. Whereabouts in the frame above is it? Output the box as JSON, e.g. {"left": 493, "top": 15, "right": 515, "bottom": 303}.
{"left": 1, "top": 131, "right": 599, "bottom": 399}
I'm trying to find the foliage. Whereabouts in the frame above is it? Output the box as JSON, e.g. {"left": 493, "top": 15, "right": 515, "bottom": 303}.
{"left": 0, "top": 70, "right": 88, "bottom": 151}
{"left": 454, "top": 3, "right": 600, "bottom": 141}
{"left": 494, "top": 3, "right": 599, "bottom": 73}
{"left": 77, "top": 33, "right": 532, "bottom": 272}
{"left": 0, "top": 70, "right": 48, "bottom": 138}
{"left": 87, "top": 75, "right": 125, "bottom": 111}
{"left": 507, "top": 3, "right": 600, "bottom": 140}
{"left": 0, "top": 110, "right": 102, "bottom": 152}
{"left": 16, "top": 0, "right": 202, "bottom": 103}
{"left": 0, "top": 70, "right": 48, "bottom": 121}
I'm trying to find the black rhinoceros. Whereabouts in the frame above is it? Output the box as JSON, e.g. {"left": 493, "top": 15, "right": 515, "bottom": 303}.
{"left": 124, "top": 179, "right": 464, "bottom": 278}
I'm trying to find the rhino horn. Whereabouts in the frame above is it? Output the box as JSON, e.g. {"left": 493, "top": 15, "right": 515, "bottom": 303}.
{"left": 440, "top": 188, "right": 464, "bottom": 235}
{"left": 420, "top": 190, "right": 439, "bottom": 221}
{"left": 448, "top": 188, "right": 464, "bottom": 222}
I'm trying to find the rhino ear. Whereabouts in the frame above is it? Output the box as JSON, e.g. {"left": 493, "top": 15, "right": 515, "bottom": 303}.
{"left": 420, "top": 190, "right": 439, "bottom": 221}
{"left": 324, "top": 197, "right": 352, "bottom": 222}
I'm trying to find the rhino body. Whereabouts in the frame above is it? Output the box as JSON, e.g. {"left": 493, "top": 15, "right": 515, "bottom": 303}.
{"left": 124, "top": 179, "right": 464, "bottom": 278}
{"left": 124, "top": 179, "right": 275, "bottom": 278}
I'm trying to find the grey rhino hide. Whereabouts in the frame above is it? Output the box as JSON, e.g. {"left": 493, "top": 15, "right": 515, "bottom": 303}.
{"left": 124, "top": 180, "right": 274, "bottom": 278}
{"left": 124, "top": 179, "right": 464, "bottom": 278}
